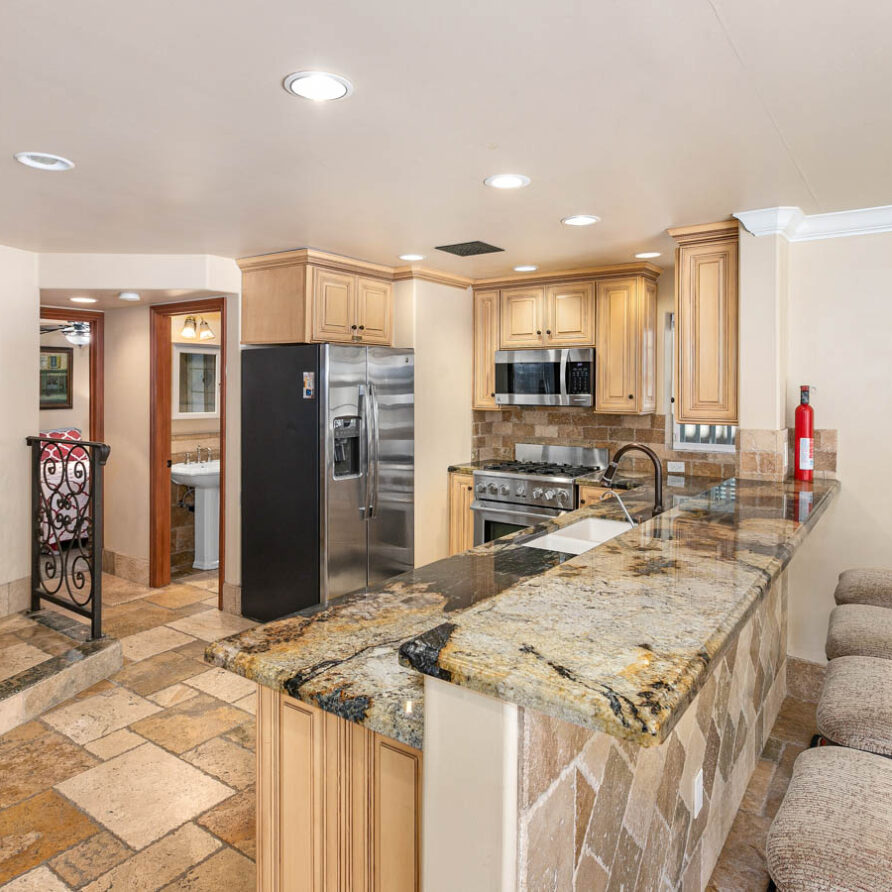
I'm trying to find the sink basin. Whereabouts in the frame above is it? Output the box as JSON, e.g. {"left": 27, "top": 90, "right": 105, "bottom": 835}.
{"left": 523, "top": 517, "right": 633, "bottom": 555}
{"left": 170, "top": 460, "right": 220, "bottom": 570}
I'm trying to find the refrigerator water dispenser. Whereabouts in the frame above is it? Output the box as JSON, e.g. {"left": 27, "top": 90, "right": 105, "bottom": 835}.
{"left": 332, "top": 415, "right": 361, "bottom": 478}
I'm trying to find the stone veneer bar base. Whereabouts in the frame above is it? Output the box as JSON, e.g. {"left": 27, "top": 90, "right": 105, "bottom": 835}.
{"left": 516, "top": 573, "right": 788, "bottom": 890}
{"left": 0, "top": 611, "right": 122, "bottom": 735}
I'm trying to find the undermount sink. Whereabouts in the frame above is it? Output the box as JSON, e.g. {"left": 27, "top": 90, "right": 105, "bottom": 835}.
{"left": 170, "top": 460, "right": 220, "bottom": 571}
{"left": 523, "top": 516, "right": 633, "bottom": 555}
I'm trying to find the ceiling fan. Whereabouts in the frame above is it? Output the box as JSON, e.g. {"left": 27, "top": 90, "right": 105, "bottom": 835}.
{"left": 40, "top": 321, "right": 91, "bottom": 346}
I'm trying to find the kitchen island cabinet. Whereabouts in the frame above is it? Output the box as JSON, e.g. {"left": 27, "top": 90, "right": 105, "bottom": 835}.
{"left": 447, "top": 471, "right": 474, "bottom": 555}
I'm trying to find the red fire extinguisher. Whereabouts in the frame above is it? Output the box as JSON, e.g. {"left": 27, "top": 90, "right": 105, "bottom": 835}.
{"left": 794, "top": 385, "right": 814, "bottom": 482}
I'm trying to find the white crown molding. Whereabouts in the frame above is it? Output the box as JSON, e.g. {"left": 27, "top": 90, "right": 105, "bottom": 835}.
{"left": 734, "top": 205, "right": 892, "bottom": 242}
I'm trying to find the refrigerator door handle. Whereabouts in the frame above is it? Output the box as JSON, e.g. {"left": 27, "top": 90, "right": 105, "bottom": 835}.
{"left": 358, "top": 384, "right": 369, "bottom": 519}
{"left": 368, "top": 381, "right": 381, "bottom": 519}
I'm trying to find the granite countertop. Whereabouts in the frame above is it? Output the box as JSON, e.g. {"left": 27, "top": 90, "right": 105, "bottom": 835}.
{"left": 207, "top": 474, "right": 837, "bottom": 749}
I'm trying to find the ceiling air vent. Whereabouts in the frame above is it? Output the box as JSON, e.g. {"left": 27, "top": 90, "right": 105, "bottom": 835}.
{"left": 435, "top": 241, "right": 504, "bottom": 257}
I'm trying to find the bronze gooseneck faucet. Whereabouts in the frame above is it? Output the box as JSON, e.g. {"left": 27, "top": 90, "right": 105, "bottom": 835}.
{"left": 600, "top": 443, "right": 664, "bottom": 518}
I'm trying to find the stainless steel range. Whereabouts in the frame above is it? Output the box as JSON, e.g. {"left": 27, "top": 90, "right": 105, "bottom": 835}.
{"left": 472, "top": 444, "right": 608, "bottom": 546}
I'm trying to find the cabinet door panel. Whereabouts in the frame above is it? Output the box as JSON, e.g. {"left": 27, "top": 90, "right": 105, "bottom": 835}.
{"left": 578, "top": 485, "right": 611, "bottom": 508}
{"left": 546, "top": 283, "right": 594, "bottom": 345}
{"left": 638, "top": 279, "right": 657, "bottom": 413}
{"left": 596, "top": 278, "right": 638, "bottom": 413}
{"left": 473, "top": 291, "right": 499, "bottom": 409}
{"left": 356, "top": 277, "right": 393, "bottom": 345}
{"left": 675, "top": 241, "right": 738, "bottom": 423}
{"left": 500, "top": 288, "right": 544, "bottom": 347}
{"left": 313, "top": 269, "right": 355, "bottom": 342}
{"left": 448, "top": 472, "right": 475, "bottom": 555}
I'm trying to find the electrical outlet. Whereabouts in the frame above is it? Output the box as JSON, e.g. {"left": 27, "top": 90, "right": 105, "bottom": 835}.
{"left": 693, "top": 768, "right": 704, "bottom": 817}
{"left": 667, "top": 461, "right": 685, "bottom": 474}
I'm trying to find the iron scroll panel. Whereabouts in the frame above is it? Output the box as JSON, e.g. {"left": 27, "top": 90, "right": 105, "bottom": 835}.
{"left": 26, "top": 435, "right": 111, "bottom": 640}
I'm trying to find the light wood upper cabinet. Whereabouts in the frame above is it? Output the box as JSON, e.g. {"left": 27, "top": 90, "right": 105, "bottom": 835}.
{"left": 239, "top": 250, "right": 394, "bottom": 346}
{"left": 448, "top": 472, "right": 475, "bottom": 555}
{"left": 546, "top": 282, "right": 594, "bottom": 345}
{"left": 500, "top": 287, "right": 545, "bottom": 347}
{"left": 473, "top": 291, "right": 499, "bottom": 409}
{"left": 669, "top": 222, "right": 739, "bottom": 424}
{"left": 595, "top": 276, "right": 656, "bottom": 414}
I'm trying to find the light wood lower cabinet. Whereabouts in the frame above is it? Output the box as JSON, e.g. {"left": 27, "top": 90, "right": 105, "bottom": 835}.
{"left": 577, "top": 484, "right": 611, "bottom": 508}
{"left": 448, "top": 472, "right": 475, "bottom": 555}
{"left": 257, "top": 686, "right": 422, "bottom": 892}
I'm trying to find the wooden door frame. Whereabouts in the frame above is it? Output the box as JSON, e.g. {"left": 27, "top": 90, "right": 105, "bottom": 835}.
{"left": 40, "top": 307, "right": 105, "bottom": 442}
{"left": 149, "top": 298, "right": 226, "bottom": 596}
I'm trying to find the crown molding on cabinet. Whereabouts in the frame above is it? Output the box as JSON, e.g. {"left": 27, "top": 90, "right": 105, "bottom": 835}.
{"left": 237, "top": 248, "right": 395, "bottom": 280}
{"left": 392, "top": 266, "right": 474, "bottom": 288}
{"left": 666, "top": 219, "right": 740, "bottom": 246}
{"left": 471, "top": 261, "right": 662, "bottom": 291}
{"left": 734, "top": 205, "right": 892, "bottom": 242}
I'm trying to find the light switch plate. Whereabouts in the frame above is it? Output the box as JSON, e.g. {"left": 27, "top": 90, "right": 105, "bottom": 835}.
{"left": 667, "top": 461, "right": 685, "bottom": 474}
{"left": 693, "top": 768, "right": 704, "bottom": 817}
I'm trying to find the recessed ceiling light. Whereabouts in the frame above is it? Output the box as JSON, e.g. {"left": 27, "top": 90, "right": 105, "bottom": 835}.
{"left": 70, "top": 296, "right": 97, "bottom": 304}
{"left": 514, "top": 265, "right": 538, "bottom": 272}
{"left": 118, "top": 291, "right": 140, "bottom": 302}
{"left": 14, "top": 151, "right": 75, "bottom": 171}
{"left": 399, "top": 254, "right": 424, "bottom": 262}
{"left": 484, "top": 174, "right": 531, "bottom": 190}
{"left": 635, "top": 252, "right": 661, "bottom": 259}
{"left": 561, "top": 214, "right": 600, "bottom": 226}
{"left": 283, "top": 71, "right": 353, "bottom": 101}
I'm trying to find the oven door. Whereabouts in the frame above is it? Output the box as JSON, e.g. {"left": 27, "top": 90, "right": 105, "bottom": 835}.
{"left": 471, "top": 500, "right": 564, "bottom": 547}
{"left": 494, "top": 348, "right": 594, "bottom": 407}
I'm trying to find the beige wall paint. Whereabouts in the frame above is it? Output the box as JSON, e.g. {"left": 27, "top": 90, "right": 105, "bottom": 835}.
{"left": 39, "top": 331, "right": 90, "bottom": 434}
{"left": 785, "top": 231, "right": 892, "bottom": 662}
{"left": 0, "top": 245, "right": 40, "bottom": 606}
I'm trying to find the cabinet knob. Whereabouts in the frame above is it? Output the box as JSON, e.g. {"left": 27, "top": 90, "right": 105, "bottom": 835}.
{"left": 491, "top": 392, "right": 495, "bottom": 398}
{"left": 536, "top": 329, "right": 542, "bottom": 335}
{"left": 628, "top": 394, "right": 634, "bottom": 399}
{"left": 359, "top": 325, "right": 365, "bottom": 330}
{"left": 351, "top": 324, "right": 358, "bottom": 330}
{"left": 546, "top": 329, "right": 551, "bottom": 335}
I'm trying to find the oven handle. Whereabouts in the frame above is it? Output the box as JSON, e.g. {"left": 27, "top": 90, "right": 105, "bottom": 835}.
{"left": 470, "top": 502, "right": 563, "bottom": 519}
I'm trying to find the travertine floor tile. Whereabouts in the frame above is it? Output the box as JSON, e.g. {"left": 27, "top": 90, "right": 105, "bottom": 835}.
{"left": 0, "top": 789, "right": 98, "bottom": 883}
{"left": 146, "top": 585, "right": 211, "bottom": 610}
{"left": 49, "top": 830, "right": 132, "bottom": 888}
{"left": 174, "top": 640, "right": 211, "bottom": 662}
{"left": 84, "top": 728, "right": 144, "bottom": 760}
{"left": 44, "top": 688, "right": 160, "bottom": 744}
{"left": 121, "top": 627, "right": 195, "bottom": 663}
{"left": 101, "top": 574, "right": 153, "bottom": 606}
{"left": 104, "top": 603, "right": 181, "bottom": 639}
{"left": 182, "top": 737, "right": 255, "bottom": 790}
{"left": 222, "top": 721, "right": 255, "bottom": 753}
{"left": 82, "top": 823, "right": 220, "bottom": 892}
{"left": 233, "top": 693, "right": 256, "bottom": 716}
{"left": 150, "top": 684, "right": 200, "bottom": 708}
{"left": 167, "top": 611, "right": 255, "bottom": 643}
{"left": 112, "top": 650, "right": 206, "bottom": 696}
{"left": 55, "top": 742, "right": 232, "bottom": 850}
{"left": 197, "top": 787, "right": 256, "bottom": 859}
{"left": 130, "top": 695, "right": 250, "bottom": 755}
{"left": 3, "top": 865, "right": 72, "bottom": 891}
{"left": 0, "top": 642, "right": 51, "bottom": 682}
{"left": 0, "top": 727, "right": 98, "bottom": 807}
{"left": 184, "top": 668, "right": 255, "bottom": 703}
{"left": 159, "top": 846, "right": 254, "bottom": 891}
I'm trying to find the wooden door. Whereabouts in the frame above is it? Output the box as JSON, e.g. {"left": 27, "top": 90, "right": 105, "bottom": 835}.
{"left": 499, "top": 287, "right": 544, "bottom": 348}
{"left": 312, "top": 269, "right": 355, "bottom": 342}
{"left": 473, "top": 291, "right": 499, "bottom": 409}
{"left": 674, "top": 238, "right": 739, "bottom": 423}
{"left": 448, "top": 472, "right": 475, "bottom": 555}
{"left": 355, "top": 277, "right": 393, "bottom": 345}
{"left": 545, "top": 282, "right": 594, "bottom": 346}
{"left": 596, "top": 278, "right": 638, "bottom": 413}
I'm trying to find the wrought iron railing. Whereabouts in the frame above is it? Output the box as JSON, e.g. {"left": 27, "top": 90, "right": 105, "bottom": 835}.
{"left": 26, "top": 435, "right": 111, "bottom": 639}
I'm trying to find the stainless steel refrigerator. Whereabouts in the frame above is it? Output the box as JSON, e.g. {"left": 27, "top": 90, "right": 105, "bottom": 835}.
{"left": 241, "top": 344, "right": 414, "bottom": 621}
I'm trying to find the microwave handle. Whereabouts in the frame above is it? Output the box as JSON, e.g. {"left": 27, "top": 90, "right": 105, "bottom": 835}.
{"left": 560, "top": 351, "right": 569, "bottom": 398}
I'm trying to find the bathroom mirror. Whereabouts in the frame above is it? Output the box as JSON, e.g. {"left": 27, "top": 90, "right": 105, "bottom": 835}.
{"left": 172, "top": 344, "right": 220, "bottom": 419}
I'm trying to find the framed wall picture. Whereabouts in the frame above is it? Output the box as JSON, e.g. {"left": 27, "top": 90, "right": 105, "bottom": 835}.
{"left": 40, "top": 347, "right": 73, "bottom": 409}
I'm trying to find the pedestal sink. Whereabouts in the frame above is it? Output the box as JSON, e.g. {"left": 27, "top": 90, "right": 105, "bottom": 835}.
{"left": 170, "top": 460, "right": 220, "bottom": 570}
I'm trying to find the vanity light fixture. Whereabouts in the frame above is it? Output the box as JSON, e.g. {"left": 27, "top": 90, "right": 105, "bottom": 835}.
{"left": 14, "top": 151, "right": 75, "bottom": 171}
{"left": 198, "top": 319, "right": 215, "bottom": 341}
{"left": 118, "top": 291, "right": 140, "bottom": 302}
{"left": 399, "top": 254, "right": 424, "bottom": 262}
{"left": 283, "top": 71, "right": 354, "bottom": 101}
{"left": 635, "top": 252, "right": 661, "bottom": 259}
{"left": 180, "top": 316, "right": 197, "bottom": 339}
{"left": 484, "top": 174, "right": 530, "bottom": 190}
{"left": 69, "top": 296, "right": 97, "bottom": 304}
{"left": 514, "top": 265, "right": 538, "bottom": 272}
{"left": 561, "top": 214, "right": 600, "bottom": 226}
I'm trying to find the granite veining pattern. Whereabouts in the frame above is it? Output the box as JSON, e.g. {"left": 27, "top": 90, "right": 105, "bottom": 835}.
{"left": 208, "top": 476, "right": 836, "bottom": 749}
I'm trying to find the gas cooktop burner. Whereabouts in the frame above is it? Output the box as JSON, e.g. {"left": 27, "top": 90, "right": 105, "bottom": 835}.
{"left": 482, "top": 460, "right": 600, "bottom": 477}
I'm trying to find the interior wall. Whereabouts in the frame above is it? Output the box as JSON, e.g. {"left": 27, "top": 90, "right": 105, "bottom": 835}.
{"left": 785, "top": 231, "right": 892, "bottom": 662}
{"left": 39, "top": 330, "right": 90, "bottom": 434}
{"left": 0, "top": 245, "right": 39, "bottom": 612}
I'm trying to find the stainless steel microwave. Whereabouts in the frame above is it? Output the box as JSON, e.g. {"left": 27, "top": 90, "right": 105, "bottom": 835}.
{"left": 494, "top": 348, "right": 595, "bottom": 407}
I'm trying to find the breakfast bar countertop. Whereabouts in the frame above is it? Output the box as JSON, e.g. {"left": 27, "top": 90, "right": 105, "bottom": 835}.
{"left": 206, "top": 475, "right": 837, "bottom": 749}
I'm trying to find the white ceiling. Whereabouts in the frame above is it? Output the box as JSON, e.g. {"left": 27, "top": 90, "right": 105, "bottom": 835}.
{"left": 2, "top": 0, "right": 891, "bottom": 277}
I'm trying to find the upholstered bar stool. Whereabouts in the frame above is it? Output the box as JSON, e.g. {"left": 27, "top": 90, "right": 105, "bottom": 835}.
{"left": 825, "top": 604, "right": 892, "bottom": 661}
{"left": 835, "top": 568, "right": 892, "bottom": 608}
{"left": 816, "top": 656, "right": 892, "bottom": 756}
{"left": 766, "top": 746, "right": 892, "bottom": 891}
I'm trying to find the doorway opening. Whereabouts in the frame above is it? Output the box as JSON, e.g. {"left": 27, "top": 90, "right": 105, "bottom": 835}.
{"left": 149, "top": 298, "right": 226, "bottom": 604}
